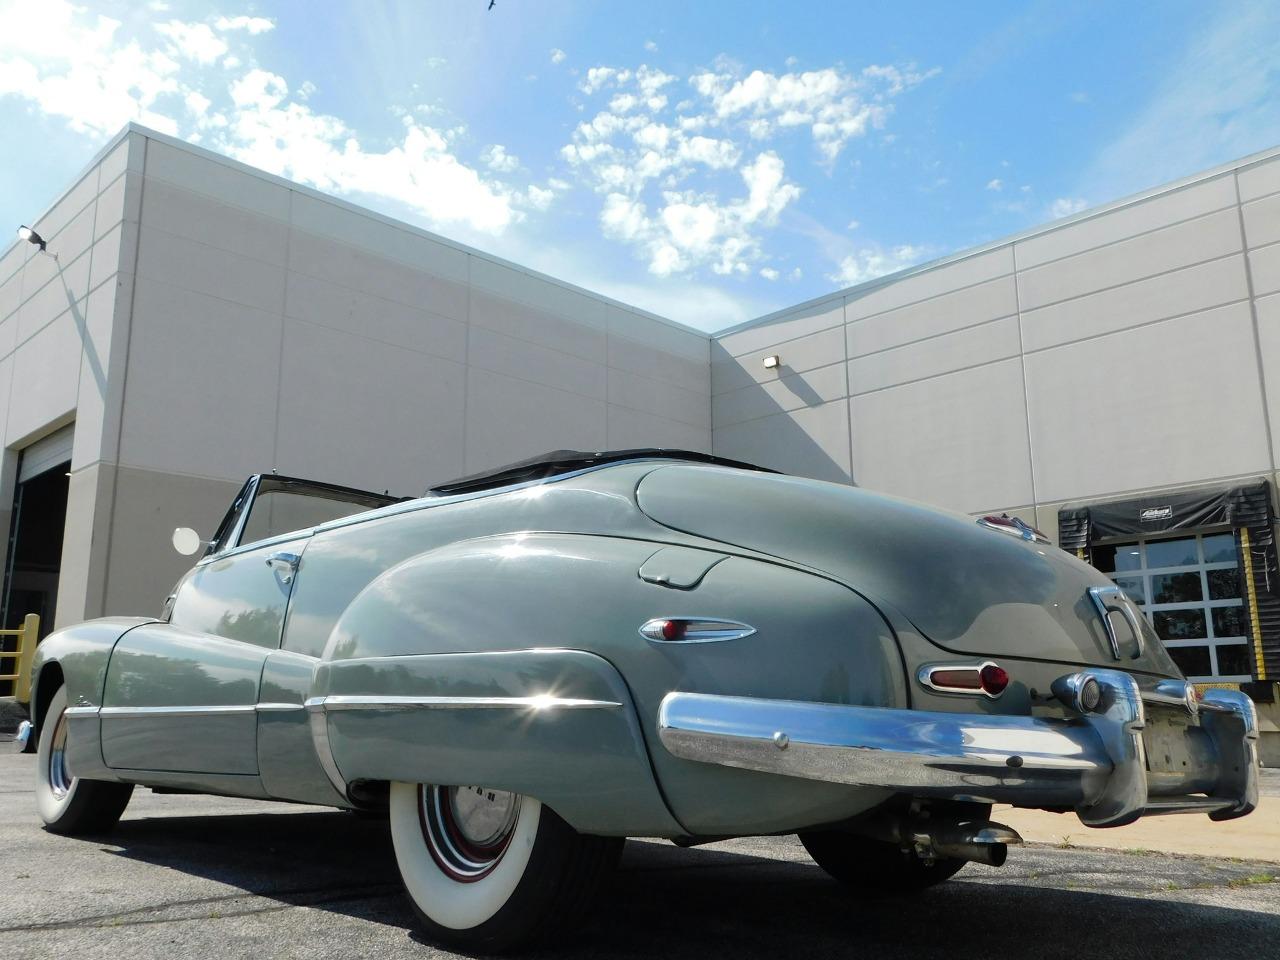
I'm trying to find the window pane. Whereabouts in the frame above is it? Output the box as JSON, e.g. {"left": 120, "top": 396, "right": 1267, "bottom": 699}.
{"left": 1207, "top": 568, "right": 1240, "bottom": 600}
{"left": 1202, "top": 533, "right": 1237, "bottom": 564}
{"left": 1153, "top": 609, "right": 1207, "bottom": 641}
{"left": 1114, "top": 576, "right": 1146, "bottom": 604}
{"left": 1167, "top": 645, "right": 1212, "bottom": 677}
{"left": 1212, "top": 605, "right": 1245, "bottom": 638}
{"left": 1094, "top": 542, "right": 1141, "bottom": 574}
{"left": 1150, "top": 572, "right": 1203, "bottom": 604}
{"left": 1216, "top": 643, "right": 1252, "bottom": 677}
{"left": 1146, "top": 537, "right": 1197, "bottom": 569}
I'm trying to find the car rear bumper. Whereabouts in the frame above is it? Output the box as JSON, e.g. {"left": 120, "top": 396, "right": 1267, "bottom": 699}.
{"left": 657, "top": 669, "right": 1259, "bottom": 828}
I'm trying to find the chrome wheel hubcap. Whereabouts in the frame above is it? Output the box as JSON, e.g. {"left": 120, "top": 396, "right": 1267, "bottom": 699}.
{"left": 419, "top": 785, "right": 520, "bottom": 882}
{"left": 48, "top": 710, "right": 74, "bottom": 800}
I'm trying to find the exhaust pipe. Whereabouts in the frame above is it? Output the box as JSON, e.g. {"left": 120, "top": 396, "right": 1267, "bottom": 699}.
{"left": 863, "top": 816, "right": 1023, "bottom": 867}
{"left": 929, "top": 821, "right": 1022, "bottom": 866}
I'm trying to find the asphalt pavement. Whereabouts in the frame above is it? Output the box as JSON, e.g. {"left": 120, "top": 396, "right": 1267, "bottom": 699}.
{"left": 2, "top": 748, "right": 1279, "bottom": 960}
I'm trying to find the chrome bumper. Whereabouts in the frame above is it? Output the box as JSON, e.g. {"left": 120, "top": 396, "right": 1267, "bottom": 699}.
{"left": 658, "top": 670, "right": 1259, "bottom": 828}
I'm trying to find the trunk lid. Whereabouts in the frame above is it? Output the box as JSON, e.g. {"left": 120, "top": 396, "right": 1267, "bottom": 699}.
{"left": 635, "top": 465, "right": 1180, "bottom": 677}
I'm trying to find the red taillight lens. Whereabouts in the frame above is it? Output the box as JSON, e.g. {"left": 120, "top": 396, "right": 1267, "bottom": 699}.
{"left": 660, "top": 619, "right": 685, "bottom": 641}
{"left": 979, "top": 664, "right": 1010, "bottom": 696}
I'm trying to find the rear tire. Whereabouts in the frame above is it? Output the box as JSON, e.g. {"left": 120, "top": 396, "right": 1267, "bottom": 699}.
{"left": 389, "top": 782, "right": 622, "bottom": 952}
{"left": 799, "top": 830, "right": 966, "bottom": 893}
{"left": 35, "top": 686, "right": 134, "bottom": 835}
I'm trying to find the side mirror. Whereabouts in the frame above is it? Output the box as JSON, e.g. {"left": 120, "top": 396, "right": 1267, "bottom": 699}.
{"left": 172, "top": 527, "right": 205, "bottom": 556}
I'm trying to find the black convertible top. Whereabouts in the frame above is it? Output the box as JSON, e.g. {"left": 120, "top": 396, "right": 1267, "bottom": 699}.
{"left": 426, "top": 448, "right": 775, "bottom": 497}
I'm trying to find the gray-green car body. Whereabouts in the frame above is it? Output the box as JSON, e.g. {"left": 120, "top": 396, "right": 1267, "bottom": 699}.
{"left": 27, "top": 453, "right": 1261, "bottom": 839}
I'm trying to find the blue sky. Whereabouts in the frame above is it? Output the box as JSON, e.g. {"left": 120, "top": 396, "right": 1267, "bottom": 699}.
{"left": 2, "top": 0, "right": 1279, "bottom": 331}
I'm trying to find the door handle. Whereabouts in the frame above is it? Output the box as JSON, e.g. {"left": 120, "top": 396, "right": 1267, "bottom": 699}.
{"left": 266, "top": 552, "right": 301, "bottom": 584}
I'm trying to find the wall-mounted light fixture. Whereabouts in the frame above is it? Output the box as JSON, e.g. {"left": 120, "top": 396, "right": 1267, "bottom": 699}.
{"left": 17, "top": 225, "right": 55, "bottom": 259}
{"left": 762, "top": 355, "right": 781, "bottom": 370}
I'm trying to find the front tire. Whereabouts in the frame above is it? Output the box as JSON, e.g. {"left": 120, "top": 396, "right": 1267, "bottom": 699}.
{"left": 389, "top": 782, "right": 622, "bottom": 952}
{"left": 799, "top": 830, "right": 966, "bottom": 893}
{"left": 35, "top": 686, "right": 134, "bottom": 835}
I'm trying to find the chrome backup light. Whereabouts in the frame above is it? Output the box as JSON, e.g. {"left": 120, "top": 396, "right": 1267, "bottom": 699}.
{"left": 918, "top": 661, "right": 1009, "bottom": 698}
{"left": 1051, "top": 672, "right": 1105, "bottom": 714}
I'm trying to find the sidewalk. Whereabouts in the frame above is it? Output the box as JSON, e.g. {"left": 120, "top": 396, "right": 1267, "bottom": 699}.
{"left": 998, "top": 793, "right": 1280, "bottom": 862}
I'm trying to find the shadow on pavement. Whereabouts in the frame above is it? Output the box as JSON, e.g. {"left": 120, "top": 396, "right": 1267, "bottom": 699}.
{"left": 86, "top": 809, "right": 1279, "bottom": 959}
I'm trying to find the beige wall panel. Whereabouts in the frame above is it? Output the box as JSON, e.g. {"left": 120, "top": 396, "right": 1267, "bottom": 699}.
{"left": 844, "top": 247, "right": 1014, "bottom": 322}
{"left": 0, "top": 265, "right": 21, "bottom": 325}
{"left": 102, "top": 466, "right": 243, "bottom": 618}
{"left": 609, "top": 307, "right": 709, "bottom": 365}
{"left": 0, "top": 312, "right": 14, "bottom": 361}
{"left": 469, "top": 289, "right": 606, "bottom": 364}
{"left": 715, "top": 299, "right": 843, "bottom": 358}
{"left": 54, "top": 462, "right": 114, "bottom": 627}
{"left": 288, "top": 229, "right": 469, "bottom": 322}
{"left": 849, "top": 316, "right": 1022, "bottom": 395}
{"left": 608, "top": 367, "right": 709, "bottom": 429}
{"left": 1253, "top": 292, "right": 1280, "bottom": 458}
{"left": 118, "top": 277, "right": 280, "bottom": 479}
{"left": 285, "top": 270, "right": 467, "bottom": 363}
{"left": 144, "top": 138, "right": 291, "bottom": 221}
{"left": 94, "top": 170, "right": 141, "bottom": 242}
{"left": 88, "top": 220, "right": 138, "bottom": 295}
{"left": 16, "top": 251, "right": 91, "bottom": 345}
{"left": 276, "top": 319, "right": 465, "bottom": 495}
{"left": 607, "top": 405, "right": 711, "bottom": 453}
{"left": 608, "top": 331, "right": 710, "bottom": 394}
{"left": 469, "top": 323, "right": 607, "bottom": 401}
{"left": 96, "top": 138, "right": 135, "bottom": 188}
{"left": 849, "top": 358, "right": 1033, "bottom": 513}
{"left": 1020, "top": 254, "right": 1249, "bottom": 352}
{"left": 470, "top": 258, "right": 610, "bottom": 332}
{"left": 136, "top": 225, "right": 285, "bottom": 315}
{"left": 141, "top": 178, "right": 289, "bottom": 265}
{"left": 1017, "top": 208, "right": 1242, "bottom": 310}
{"left": 6, "top": 312, "right": 80, "bottom": 446}
{"left": 847, "top": 277, "right": 1019, "bottom": 358}
{"left": 713, "top": 362, "right": 847, "bottom": 428}
{"left": 465, "top": 367, "right": 607, "bottom": 474}
{"left": 1025, "top": 302, "right": 1270, "bottom": 503}
{"left": 713, "top": 401, "right": 851, "bottom": 484}
{"left": 40, "top": 196, "right": 99, "bottom": 268}
{"left": 1251, "top": 242, "right": 1280, "bottom": 296}
{"left": 1238, "top": 156, "right": 1280, "bottom": 203}
{"left": 1242, "top": 192, "right": 1280, "bottom": 249}
{"left": 69, "top": 278, "right": 128, "bottom": 470}
{"left": 1015, "top": 175, "right": 1238, "bottom": 269}
{"left": 290, "top": 192, "right": 470, "bottom": 285}
{"left": 712, "top": 324, "right": 844, "bottom": 395}
{"left": 31, "top": 164, "right": 99, "bottom": 249}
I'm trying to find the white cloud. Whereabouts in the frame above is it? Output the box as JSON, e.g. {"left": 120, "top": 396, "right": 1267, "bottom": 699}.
{"left": 1048, "top": 197, "right": 1088, "bottom": 218}
{"left": 550, "top": 47, "right": 566, "bottom": 64}
{"left": 155, "top": 20, "right": 228, "bottom": 64}
{"left": 481, "top": 143, "right": 519, "bottom": 172}
{"left": 214, "top": 15, "right": 275, "bottom": 35}
{"left": 985, "top": 178, "right": 1003, "bottom": 191}
{"left": 0, "top": 1, "right": 545, "bottom": 236}
{"left": 759, "top": 266, "right": 779, "bottom": 280}
{"left": 827, "top": 244, "right": 928, "bottom": 287}
{"left": 644, "top": 40, "right": 658, "bottom": 52}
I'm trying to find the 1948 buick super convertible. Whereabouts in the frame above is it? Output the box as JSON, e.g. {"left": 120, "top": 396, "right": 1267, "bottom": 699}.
{"left": 21, "top": 449, "right": 1260, "bottom": 950}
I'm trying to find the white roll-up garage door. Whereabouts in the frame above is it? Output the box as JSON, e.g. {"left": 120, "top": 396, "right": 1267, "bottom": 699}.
{"left": 18, "top": 424, "right": 74, "bottom": 483}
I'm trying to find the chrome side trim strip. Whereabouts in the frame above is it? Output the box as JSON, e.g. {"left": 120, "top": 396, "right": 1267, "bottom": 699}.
{"left": 311, "top": 694, "right": 623, "bottom": 712}
{"left": 98, "top": 705, "right": 256, "bottom": 719}
{"left": 63, "top": 707, "right": 101, "bottom": 719}
{"left": 255, "top": 702, "right": 305, "bottom": 713}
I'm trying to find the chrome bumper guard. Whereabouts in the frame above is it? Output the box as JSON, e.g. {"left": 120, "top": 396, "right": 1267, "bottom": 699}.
{"left": 658, "top": 670, "right": 1259, "bottom": 828}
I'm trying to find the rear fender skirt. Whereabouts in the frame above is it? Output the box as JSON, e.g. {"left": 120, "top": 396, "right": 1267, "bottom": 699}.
{"left": 312, "top": 649, "right": 684, "bottom": 837}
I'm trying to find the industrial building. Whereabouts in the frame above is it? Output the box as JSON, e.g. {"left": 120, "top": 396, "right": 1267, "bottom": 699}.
{"left": 3, "top": 124, "right": 1279, "bottom": 740}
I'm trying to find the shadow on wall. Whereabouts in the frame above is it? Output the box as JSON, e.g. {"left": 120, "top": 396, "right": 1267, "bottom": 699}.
{"left": 710, "top": 299, "right": 851, "bottom": 486}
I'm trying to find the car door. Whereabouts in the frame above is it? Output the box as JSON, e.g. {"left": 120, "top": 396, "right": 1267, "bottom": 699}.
{"left": 100, "top": 535, "right": 308, "bottom": 776}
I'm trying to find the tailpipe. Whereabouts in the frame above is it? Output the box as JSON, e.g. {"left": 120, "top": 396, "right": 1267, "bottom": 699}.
{"left": 928, "top": 821, "right": 1022, "bottom": 866}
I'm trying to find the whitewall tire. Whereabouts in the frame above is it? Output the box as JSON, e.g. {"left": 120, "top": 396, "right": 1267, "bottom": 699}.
{"left": 389, "top": 782, "right": 622, "bottom": 951}
{"left": 35, "top": 686, "right": 133, "bottom": 835}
